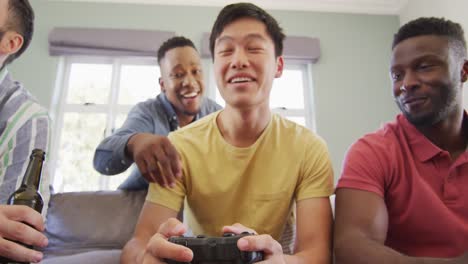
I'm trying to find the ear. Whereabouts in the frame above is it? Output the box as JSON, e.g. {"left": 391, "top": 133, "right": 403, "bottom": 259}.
{"left": 159, "top": 77, "right": 166, "bottom": 93}
{"left": 0, "top": 31, "right": 23, "bottom": 56}
{"left": 462, "top": 59, "right": 468, "bottom": 83}
{"left": 274, "top": 56, "right": 284, "bottom": 78}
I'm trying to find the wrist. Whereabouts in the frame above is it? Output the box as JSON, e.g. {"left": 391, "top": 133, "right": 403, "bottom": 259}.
{"left": 125, "top": 133, "right": 141, "bottom": 159}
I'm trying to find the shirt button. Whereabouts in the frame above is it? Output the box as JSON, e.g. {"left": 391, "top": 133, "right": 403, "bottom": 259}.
{"left": 105, "top": 167, "right": 109, "bottom": 172}
{"left": 121, "top": 160, "right": 126, "bottom": 165}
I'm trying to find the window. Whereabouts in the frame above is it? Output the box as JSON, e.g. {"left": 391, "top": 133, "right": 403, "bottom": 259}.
{"left": 207, "top": 60, "right": 316, "bottom": 130}
{"left": 50, "top": 56, "right": 160, "bottom": 192}
{"left": 51, "top": 57, "right": 316, "bottom": 192}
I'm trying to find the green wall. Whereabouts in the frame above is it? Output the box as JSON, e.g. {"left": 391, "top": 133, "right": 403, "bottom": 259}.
{"left": 9, "top": 1, "right": 399, "bottom": 182}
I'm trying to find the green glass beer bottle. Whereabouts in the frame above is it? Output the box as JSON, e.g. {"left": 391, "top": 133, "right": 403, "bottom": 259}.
{"left": 0, "top": 149, "right": 45, "bottom": 264}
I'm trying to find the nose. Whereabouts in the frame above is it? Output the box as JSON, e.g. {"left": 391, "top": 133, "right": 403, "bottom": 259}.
{"left": 230, "top": 49, "right": 250, "bottom": 69}
{"left": 182, "top": 74, "right": 198, "bottom": 89}
{"left": 395, "top": 70, "right": 420, "bottom": 95}
{"left": 401, "top": 70, "right": 420, "bottom": 91}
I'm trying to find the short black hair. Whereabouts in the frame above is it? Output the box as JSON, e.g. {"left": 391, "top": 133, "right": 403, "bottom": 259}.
{"left": 209, "top": 2, "right": 285, "bottom": 59}
{"left": 393, "top": 17, "right": 466, "bottom": 58}
{"left": 4, "top": 0, "right": 34, "bottom": 65}
{"left": 157, "top": 36, "right": 197, "bottom": 65}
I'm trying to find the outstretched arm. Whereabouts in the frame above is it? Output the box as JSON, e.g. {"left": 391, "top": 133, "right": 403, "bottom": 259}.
{"left": 93, "top": 103, "right": 182, "bottom": 186}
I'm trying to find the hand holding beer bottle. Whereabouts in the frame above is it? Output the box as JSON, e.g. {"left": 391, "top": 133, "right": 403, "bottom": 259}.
{"left": 0, "top": 149, "right": 49, "bottom": 264}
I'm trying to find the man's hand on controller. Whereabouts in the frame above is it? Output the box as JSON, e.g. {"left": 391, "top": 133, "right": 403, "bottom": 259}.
{"left": 140, "top": 218, "right": 193, "bottom": 264}
{"left": 223, "top": 223, "right": 286, "bottom": 263}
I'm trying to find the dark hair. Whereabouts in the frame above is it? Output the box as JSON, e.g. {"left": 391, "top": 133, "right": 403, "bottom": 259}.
{"left": 4, "top": 0, "right": 34, "bottom": 65}
{"left": 157, "top": 36, "right": 197, "bottom": 65}
{"left": 392, "top": 17, "right": 466, "bottom": 58}
{"left": 209, "top": 2, "right": 285, "bottom": 59}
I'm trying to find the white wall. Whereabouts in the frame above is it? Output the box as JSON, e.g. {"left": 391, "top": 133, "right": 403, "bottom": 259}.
{"left": 399, "top": 0, "right": 468, "bottom": 108}
{"left": 9, "top": 1, "right": 399, "bottom": 182}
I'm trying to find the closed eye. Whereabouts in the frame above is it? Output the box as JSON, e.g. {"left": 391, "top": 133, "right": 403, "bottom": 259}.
{"left": 218, "top": 49, "right": 233, "bottom": 55}
{"left": 418, "top": 64, "right": 435, "bottom": 71}
{"left": 247, "top": 47, "right": 264, "bottom": 54}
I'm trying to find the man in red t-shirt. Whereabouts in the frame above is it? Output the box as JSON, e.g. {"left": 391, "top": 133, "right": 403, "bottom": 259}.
{"left": 334, "top": 17, "right": 468, "bottom": 263}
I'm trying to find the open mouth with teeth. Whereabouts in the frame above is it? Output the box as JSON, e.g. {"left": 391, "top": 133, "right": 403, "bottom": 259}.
{"left": 181, "top": 91, "right": 199, "bottom": 99}
{"left": 229, "top": 77, "right": 255, "bottom": 83}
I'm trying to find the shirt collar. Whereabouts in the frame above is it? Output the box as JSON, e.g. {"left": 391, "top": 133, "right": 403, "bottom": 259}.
{"left": 398, "top": 112, "right": 468, "bottom": 162}
{"left": 0, "top": 67, "right": 8, "bottom": 85}
{"left": 158, "top": 93, "right": 202, "bottom": 131}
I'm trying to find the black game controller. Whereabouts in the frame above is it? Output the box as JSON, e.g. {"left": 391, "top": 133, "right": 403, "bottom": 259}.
{"left": 165, "top": 232, "right": 264, "bottom": 264}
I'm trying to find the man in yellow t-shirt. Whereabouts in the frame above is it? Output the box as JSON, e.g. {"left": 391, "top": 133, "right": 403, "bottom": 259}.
{"left": 121, "top": 3, "right": 334, "bottom": 264}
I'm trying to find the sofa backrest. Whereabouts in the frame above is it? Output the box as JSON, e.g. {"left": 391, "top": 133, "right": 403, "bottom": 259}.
{"left": 43, "top": 190, "right": 147, "bottom": 258}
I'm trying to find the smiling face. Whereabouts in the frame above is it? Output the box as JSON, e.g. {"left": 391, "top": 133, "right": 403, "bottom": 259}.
{"left": 159, "top": 46, "right": 204, "bottom": 117}
{"left": 390, "top": 35, "right": 466, "bottom": 127}
{"left": 213, "top": 17, "right": 283, "bottom": 110}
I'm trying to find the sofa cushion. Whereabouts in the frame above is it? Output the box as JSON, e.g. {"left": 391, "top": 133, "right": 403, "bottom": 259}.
{"left": 41, "top": 249, "right": 121, "bottom": 264}
{"left": 43, "top": 190, "right": 146, "bottom": 258}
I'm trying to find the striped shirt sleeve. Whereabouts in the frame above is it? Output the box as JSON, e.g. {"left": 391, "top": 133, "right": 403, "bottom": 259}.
{"left": 0, "top": 98, "right": 50, "bottom": 213}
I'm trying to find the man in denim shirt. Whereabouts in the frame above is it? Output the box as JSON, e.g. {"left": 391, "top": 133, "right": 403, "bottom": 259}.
{"left": 94, "top": 36, "right": 221, "bottom": 190}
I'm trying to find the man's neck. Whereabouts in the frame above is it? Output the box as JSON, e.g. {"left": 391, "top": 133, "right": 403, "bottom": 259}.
{"left": 177, "top": 114, "right": 196, "bottom": 127}
{"left": 216, "top": 105, "right": 271, "bottom": 148}
{"left": 417, "top": 108, "right": 467, "bottom": 160}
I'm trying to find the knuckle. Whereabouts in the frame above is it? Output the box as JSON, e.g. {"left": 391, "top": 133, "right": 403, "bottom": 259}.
{"left": 147, "top": 165, "right": 157, "bottom": 173}
{"left": 160, "top": 137, "right": 170, "bottom": 144}
{"left": 13, "top": 224, "right": 28, "bottom": 239}
{"left": 0, "top": 241, "right": 14, "bottom": 255}
{"left": 167, "top": 217, "right": 180, "bottom": 227}
{"left": 135, "top": 152, "right": 145, "bottom": 161}
{"left": 158, "top": 157, "right": 169, "bottom": 166}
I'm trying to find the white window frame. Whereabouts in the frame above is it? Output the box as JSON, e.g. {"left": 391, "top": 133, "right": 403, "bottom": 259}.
{"left": 50, "top": 55, "right": 159, "bottom": 192}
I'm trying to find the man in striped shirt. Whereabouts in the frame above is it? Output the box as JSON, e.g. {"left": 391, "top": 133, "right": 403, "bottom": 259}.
{"left": 0, "top": 0, "right": 50, "bottom": 263}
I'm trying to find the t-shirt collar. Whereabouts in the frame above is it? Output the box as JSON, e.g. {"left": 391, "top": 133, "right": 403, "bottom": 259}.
{"left": 159, "top": 93, "right": 201, "bottom": 131}
{"left": 398, "top": 112, "right": 468, "bottom": 162}
{"left": 0, "top": 67, "right": 8, "bottom": 85}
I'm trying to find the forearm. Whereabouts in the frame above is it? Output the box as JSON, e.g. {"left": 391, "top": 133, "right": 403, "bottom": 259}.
{"left": 95, "top": 102, "right": 160, "bottom": 175}
{"left": 334, "top": 233, "right": 458, "bottom": 264}
{"left": 93, "top": 132, "right": 135, "bottom": 175}
{"left": 283, "top": 245, "right": 331, "bottom": 264}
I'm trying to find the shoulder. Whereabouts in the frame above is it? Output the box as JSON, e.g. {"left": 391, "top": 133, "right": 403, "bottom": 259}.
{"left": 349, "top": 118, "right": 400, "bottom": 157}
{"left": 0, "top": 75, "right": 48, "bottom": 133}
{"left": 337, "top": 118, "right": 402, "bottom": 195}
{"left": 5, "top": 83, "right": 49, "bottom": 121}
{"left": 129, "top": 97, "right": 165, "bottom": 118}
{"left": 134, "top": 97, "right": 161, "bottom": 111}
{"left": 342, "top": 117, "right": 404, "bottom": 178}
{"left": 272, "top": 114, "right": 326, "bottom": 149}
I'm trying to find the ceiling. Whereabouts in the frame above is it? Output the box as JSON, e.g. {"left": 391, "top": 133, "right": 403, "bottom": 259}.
{"left": 48, "top": 0, "right": 409, "bottom": 15}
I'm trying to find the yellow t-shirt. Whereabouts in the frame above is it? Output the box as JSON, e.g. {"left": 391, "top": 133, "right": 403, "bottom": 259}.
{"left": 147, "top": 111, "right": 334, "bottom": 239}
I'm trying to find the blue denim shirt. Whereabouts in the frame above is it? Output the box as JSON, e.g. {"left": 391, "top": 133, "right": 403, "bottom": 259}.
{"left": 93, "top": 93, "right": 221, "bottom": 190}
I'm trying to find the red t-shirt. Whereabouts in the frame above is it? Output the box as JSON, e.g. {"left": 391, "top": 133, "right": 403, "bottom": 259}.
{"left": 337, "top": 114, "right": 468, "bottom": 257}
